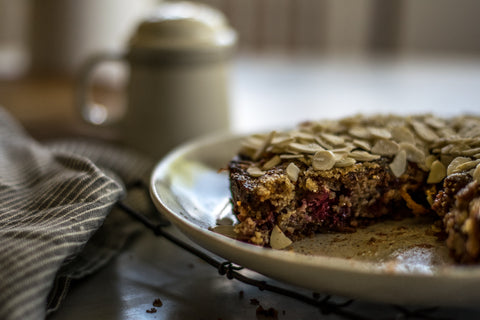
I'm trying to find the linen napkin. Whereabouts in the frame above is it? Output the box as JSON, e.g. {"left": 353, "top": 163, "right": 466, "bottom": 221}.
{"left": 0, "top": 107, "right": 154, "bottom": 320}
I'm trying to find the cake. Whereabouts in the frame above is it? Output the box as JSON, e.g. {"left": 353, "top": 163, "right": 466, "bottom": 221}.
{"left": 228, "top": 114, "right": 480, "bottom": 263}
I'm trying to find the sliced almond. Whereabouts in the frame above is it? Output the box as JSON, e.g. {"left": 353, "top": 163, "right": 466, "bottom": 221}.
{"left": 253, "top": 131, "right": 276, "bottom": 160}
{"left": 447, "top": 156, "right": 471, "bottom": 175}
{"left": 289, "top": 130, "right": 315, "bottom": 141}
{"left": 399, "top": 142, "right": 426, "bottom": 164}
{"left": 286, "top": 162, "right": 300, "bottom": 182}
{"left": 461, "top": 147, "right": 480, "bottom": 157}
{"left": 368, "top": 127, "right": 392, "bottom": 139}
{"left": 331, "top": 146, "right": 355, "bottom": 154}
{"left": 425, "top": 155, "right": 437, "bottom": 169}
{"left": 241, "top": 136, "right": 264, "bottom": 149}
{"left": 411, "top": 120, "right": 439, "bottom": 142}
{"left": 353, "top": 139, "right": 371, "bottom": 151}
{"left": 320, "top": 132, "right": 345, "bottom": 146}
{"left": 262, "top": 155, "right": 281, "bottom": 170}
{"left": 371, "top": 139, "right": 399, "bottom": 156}
{"left": 349, "top": 126, "right": 371, "bottom": 139}
{"left": 279, "top": 154, "right": 304, "bottom": 160}
{"left": 312, "top": 150, "right": 336, "bottom": 170}
{"left": 391, "top": 126, "right": 416, "bottom": 144}
{"left": 270, "top": 225, "right": 292, "bottom": 249}
{"left": 349, "top": 151, "right": 381, "bottom": 162}
{"left": 271, "top": 136, "right": 294, "bottom": 147}
{"left": 313, "top": 136, "right": 333, "bottom": 150}
{"left": 288, "top": 142, "right": 324, "bottom": 154}
{"left": 389, "top": 149, "right": 407, "bottom": 177}
{"left": 335, "top": 157, "right": 356, "bottom": 168}
{"left": 247, "top": 166, "right": 266, "bottom": 177}
{"left": 427, "top": 160, "right": 446, "bottom": 184}
{"left": 437, "top": 127, "right": 456, "bottom": 138}
{"left": 424, "top": 116, "right": 446, "bottom": 129}
{"left": 454, "top": 159, "right": 480, "bottom": 173}
{"left": 441, "top": 143, "right": 470, "bottom": 156}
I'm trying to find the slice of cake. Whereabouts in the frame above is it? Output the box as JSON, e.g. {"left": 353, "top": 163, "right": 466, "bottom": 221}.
{"left": 228, "top": 114, "right": 480, "bottom": 263}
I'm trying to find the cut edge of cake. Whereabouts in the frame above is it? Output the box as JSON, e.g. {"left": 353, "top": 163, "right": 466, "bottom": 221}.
{"left": 227, "top": 114, "right": 480, "bottom": 263}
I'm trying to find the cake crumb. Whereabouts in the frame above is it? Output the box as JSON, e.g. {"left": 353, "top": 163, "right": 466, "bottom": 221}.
{"left": 255, "top": 305, "right": 278, "bottom": 319}
{"left": 146, "top": 307, "right": 157, "bottom": 313}
{"left": 153, "top": 298, "right": 163, "bottom": 307}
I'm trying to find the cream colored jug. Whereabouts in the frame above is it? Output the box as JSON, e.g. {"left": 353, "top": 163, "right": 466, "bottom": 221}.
{"left": 77, "top": 1, "right": 236, "bottom": 159}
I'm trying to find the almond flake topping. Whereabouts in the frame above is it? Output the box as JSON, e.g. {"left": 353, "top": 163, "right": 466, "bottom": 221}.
{"left": 368, "top": 127, "right": 392, "bottom": 140}
{"left": 312, "top": 150, "right": 336, "bottom": 170}
{"left": 253, "top": 131, "right": 276, "bottom": 160}
{"left": 391, "top": 126, "right": 416, "bottom": 144}
{"left": 389, "top": 149, "right": 407, "bottom": 177}
{"left": 288, "top": 142, "right": 323, "bottom": 154}
{"left": 427, "top": 160, "right": 446, "bottom": 184}
{"left": 270, "top": 225, "right": 292, "bottom": 249}
{"left": 447, "top": 157, "right": 471, "bottom": 176}
{"left": 411, "top": 120, "right": 439, "bottom": 142}
{"left": 352, "top": 139, "right": 371, "bottom": 151}
{"left": 262, "top": 155, "right": 281, "bottom": 170}
{"left": 371, "top": 139, "right": 399, "bottom": 156}
{"left": 247, "top": 167, "right": 265, "bottom": 177}
{"left": 320, "top": 133, "right": 345, "bottom": 146}
{"left": 335, "top": 157, "right": 356, "bottom": 168}
{"left": 286, "top": 162, "right": 300, "bottom": 182}
{"left": 349, "top": 151, "right": 381, "bottom": 162}
{"left": 399, "top": 142, "right": 426, "bottom": 164}
{"left": 239, "top": 114, "right": 480, "bottom": 182}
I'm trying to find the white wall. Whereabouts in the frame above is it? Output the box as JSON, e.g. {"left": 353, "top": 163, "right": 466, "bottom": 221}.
{"left": 400, "top": 0, "right": 480, "bottom": 56}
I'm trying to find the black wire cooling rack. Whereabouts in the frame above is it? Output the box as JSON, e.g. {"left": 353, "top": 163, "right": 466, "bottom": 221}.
{"left": 117, "top": 181, "right": 452, "bottom": 320}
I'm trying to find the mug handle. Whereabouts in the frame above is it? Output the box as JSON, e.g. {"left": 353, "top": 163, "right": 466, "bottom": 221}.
{"left": 75, "top": 52, "right": 126, "bottom": 125}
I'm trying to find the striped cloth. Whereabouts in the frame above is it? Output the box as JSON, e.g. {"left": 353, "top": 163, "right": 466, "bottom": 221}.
{"left": 0, "top": 108, "right": 154, "bottom": 320}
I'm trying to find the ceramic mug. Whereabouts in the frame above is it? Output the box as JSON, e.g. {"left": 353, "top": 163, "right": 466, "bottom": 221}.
{"left": 76, "top": 1, "right": 236, "bottom": 159}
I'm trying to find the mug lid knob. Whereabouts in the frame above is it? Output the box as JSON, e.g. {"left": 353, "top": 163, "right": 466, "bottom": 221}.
{"left": 129, "top": 1, "right": 236, "bottom": 52}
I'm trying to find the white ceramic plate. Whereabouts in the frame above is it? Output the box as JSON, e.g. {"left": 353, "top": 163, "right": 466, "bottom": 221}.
{"left": 150, "top": 132, "right": 480, "bottom": 306}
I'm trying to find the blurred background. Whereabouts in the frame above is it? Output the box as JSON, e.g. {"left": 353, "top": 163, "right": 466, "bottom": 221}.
{"left": 1, "top": 0, "right": 480, "bottom": 138}
{"left": 191, "top": 0, "right": 480, "bottom": 57}
{"left": 3, "top": 0, "right": 480, "bottom": 70}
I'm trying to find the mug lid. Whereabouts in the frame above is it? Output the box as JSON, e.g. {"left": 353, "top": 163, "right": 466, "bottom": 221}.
{"left": 129, "top": 1, "right": 237, "bottom": 52}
